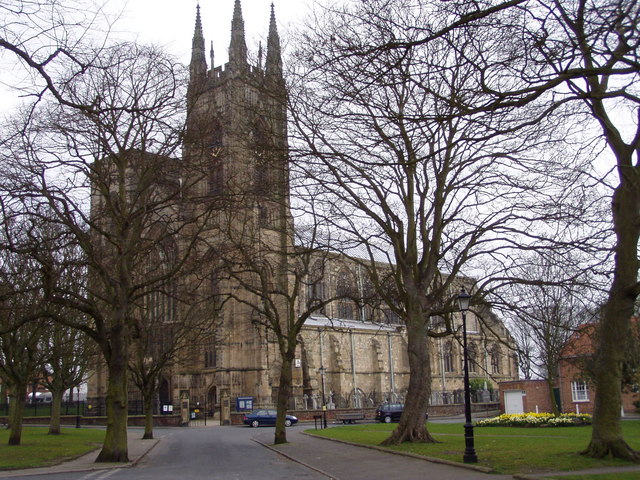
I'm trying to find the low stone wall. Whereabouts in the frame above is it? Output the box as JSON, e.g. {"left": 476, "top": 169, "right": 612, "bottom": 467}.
{"left": 10, "top": 403, "right": 499, "bottom": 428}
{"left": 230, "top": 403, "right": 499, "bottom": 425}
{"left": 10, "top": 415, "right": 182, "bottom": 427}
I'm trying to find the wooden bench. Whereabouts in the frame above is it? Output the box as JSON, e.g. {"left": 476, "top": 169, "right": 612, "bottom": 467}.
{"left": 335, "top": 412, "right": 365, "bottom": 424}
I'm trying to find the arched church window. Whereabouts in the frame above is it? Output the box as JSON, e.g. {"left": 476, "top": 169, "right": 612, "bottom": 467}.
{"left": 143, "top": 237, "right": 178, "bottom": 325}
{"left": 336, "top": 269, "right": 355, "bottom": 297}
{"left": 443, "top": 341, "right": 455, "bottom": 373}
{"left": 307, "top": 260, "right": 327, "bottom": 312}
{"left": 490, "top": 346, "right": 501, "bottom": 374}
{"left": 383, "top": 309, "right": 401, "bottom": 325}
{"left": 359, "top": 272, "right": 378, "bottom": 322}
{"left": 336, "top": 268, "right": 356, "bottom": 320}
{"left": 468, "top": 343, "right": 478, "bottom": 373}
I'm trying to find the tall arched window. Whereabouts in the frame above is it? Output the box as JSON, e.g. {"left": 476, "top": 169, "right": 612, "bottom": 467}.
{"left": 336, "top": 268, "right": 356, "bottom": 320}
{"left": 490, "top": 345, "right": 501, "bottom": 374}
{"left": 443, "top": 341, "right": 455, "bottom": 373}
{"left": 253, "top": 124, "right": 272, "bottom": 196}
{"left": 307, "top": 260, "right": 327, "bottom": 313}
{"left": 144, "top": 238, "right": 178, "bottom": 325}
{"left": 468, "top": 343, "right": 478, "bottom": 373}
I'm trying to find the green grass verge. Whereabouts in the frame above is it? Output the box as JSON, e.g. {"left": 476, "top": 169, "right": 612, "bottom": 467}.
{"left": 0, "top": 427, "right": 105, "bottom": 470}
{"left": 307, "top": 421, "right": 640, "bottom": 475}
{"left": 549, "top": 474, "right": 640, "bottom": 480}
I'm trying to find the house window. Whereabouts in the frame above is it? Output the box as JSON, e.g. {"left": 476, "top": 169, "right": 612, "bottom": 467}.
{"left": 571, "top": 381, "right": 589, "bottom": 402}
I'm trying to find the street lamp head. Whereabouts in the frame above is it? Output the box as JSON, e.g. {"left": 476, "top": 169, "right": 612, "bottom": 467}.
{"left": 457, "top": 286, "right": 471, "bottom": 312}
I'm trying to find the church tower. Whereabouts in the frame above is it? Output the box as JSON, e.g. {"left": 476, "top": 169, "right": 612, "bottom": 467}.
{"left": 184, "top": 0, "right": 289, "bottom": 229}
{"left": 181, "top": 1, "right": 292, "bottom": 414}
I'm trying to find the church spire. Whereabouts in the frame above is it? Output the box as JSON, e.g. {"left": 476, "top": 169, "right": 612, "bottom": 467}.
{"left": 265, "top": 3, "right": 283, "bottom": 78}
{"left": 190, "top": 4, "right": 207, "bottom": 82}
{"left": 229, "top": 0, "right": 248, "bottom": 68}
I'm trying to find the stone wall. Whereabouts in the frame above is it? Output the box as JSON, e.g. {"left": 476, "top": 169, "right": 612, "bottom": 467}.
{"left": 14, "top": 415, "right": 182, "bottom": 427}
{"left": 230, "top": 403, "right": 500, "bottom": 425}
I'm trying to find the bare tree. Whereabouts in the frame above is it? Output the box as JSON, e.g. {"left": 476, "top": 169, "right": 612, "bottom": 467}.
{"left": 290, "top": 0, "right": 596, "bottom": 445}
{"left": 128, "top": 280, "right": 219, "bottom": 440}
{"left": 0, "top": 42, "right": 220, "bottom": 462}
{"left": 402, "top": 0, "right": 640, "bottom": 461}
{"left": 222, "top": 210, "right": 347, "bottom": 444}
{"left": 505, "top": 255, "right": 597, "bottom": 414}
{"left": 510, "top": 323, "right": 536, "bottom": 381}
{"left": 0, "top": 0, "right": 113, "bottom": 111}
{"left": 40, "top": 320, "right": 94, "bottom": 435}
{"left": 0, "top": 223, "right": 48, "bottom": 445}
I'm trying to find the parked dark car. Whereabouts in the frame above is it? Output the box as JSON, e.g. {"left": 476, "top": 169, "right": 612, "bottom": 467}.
{"left": 375, "top": 402, "right": 429, "bottom": 423}
{"left": 242, "top": 409, "right": 299, "bottom": 427}
{"left": 375, "top": 402, "right": 404, "bottom": 423}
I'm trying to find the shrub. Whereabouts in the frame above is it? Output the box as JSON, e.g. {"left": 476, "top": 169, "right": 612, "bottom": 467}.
{"left": 476, "top": 413, "right": 592, "bottom": 427}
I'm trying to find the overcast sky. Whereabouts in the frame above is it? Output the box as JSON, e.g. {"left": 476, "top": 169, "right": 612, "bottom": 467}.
{"left": 0, "top": 0, "right": 312, "bottom": 113}
{"left": 113, "top": 0, "right": 312, "bottom": 65}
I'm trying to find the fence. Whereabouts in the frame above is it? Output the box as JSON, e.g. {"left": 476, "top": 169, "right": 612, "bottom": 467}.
{"left": 279, "top": 389, "right": 498, "bottom": 412}
{"left": 2, "top": 390, "right": 499, "bottom": 419}
{"left": 0, "top": 400, "right": 155, "bottom": 418}
{"left": 430, "top": 389, "right": 500, "bottom": 405}
{"left": 0, "top": 401, "right": 86, "bottom": 418}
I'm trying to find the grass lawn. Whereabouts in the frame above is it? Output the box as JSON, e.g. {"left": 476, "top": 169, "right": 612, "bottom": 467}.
{"left": 0, "top": 427, "right": 105, "bottom": 470}
{"left": 307, "top": 421, "right": 640, "bottom": 475}
{"left": 549, "top": 474, "right": 640, "bottom": 480}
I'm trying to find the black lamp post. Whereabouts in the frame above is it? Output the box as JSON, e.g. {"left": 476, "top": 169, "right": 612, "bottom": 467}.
{"left": 457, "top": 286, "right": 478, "bottom": 464}
{"left": 319, "top": 366, "right": 327, "bottom": 428}
{"left": 76, "top": 385, "right": 81, "bottom": 428}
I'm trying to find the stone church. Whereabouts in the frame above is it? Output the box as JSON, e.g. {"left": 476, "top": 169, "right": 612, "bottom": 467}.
{"left": 87, "top": 0, "right": 518, "bottom": 420}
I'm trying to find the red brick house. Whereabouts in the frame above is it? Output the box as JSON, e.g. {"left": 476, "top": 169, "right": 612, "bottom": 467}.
{"left": 557, "top": 323, "right": 639, "bottom": 415}
{"left": 499, "top": 379, "right": 554, "bottom": 414}
{"left": 499, "top": 322, "right": 639, "bottom": 415}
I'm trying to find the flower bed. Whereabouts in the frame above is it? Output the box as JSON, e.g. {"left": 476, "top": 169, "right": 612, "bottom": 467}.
{"left": 476, "top": 412, "right": 592, "bottom": 427}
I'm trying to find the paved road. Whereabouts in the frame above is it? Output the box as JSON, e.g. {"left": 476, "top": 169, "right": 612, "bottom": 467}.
{"left": 5, "top": 426, "right": 325, "bottom": 480}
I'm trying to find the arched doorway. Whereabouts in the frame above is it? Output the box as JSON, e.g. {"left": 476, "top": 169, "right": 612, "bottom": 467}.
{"left": 159, "top": 379, "right": 170, "bottom": 407}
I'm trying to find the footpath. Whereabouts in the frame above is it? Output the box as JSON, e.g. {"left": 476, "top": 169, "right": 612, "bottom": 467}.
{"left": 254, "top": 421, "right": 640, "bottom": 480}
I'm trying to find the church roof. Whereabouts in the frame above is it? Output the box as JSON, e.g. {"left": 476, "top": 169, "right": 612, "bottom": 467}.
{"left": 305, "top": 315, "right": 401, "bottom": 333}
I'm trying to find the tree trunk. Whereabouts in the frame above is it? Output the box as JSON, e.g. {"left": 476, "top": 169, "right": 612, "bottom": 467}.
{"left": 8, "top": 386, "right": 27, "bottom": 446}
{"left": 381, "top": 317, "right": 437, "bottom": 445}
{"left": 7, "top": 392, "right": 15, "bottom": 430}
{"left": 142, "top": 390, "right": 154, "bottom": 440}
{"left": 96, "top": 333, "right": 130, "bottom": 463}
{"left": 545, "top": 372, "right": 559, "bottom": 416}
{"left": 274, "top": 354, "right": 293, "bottom": 445}
{"left": 582, "top": 176, "right": 640, "bottom": 462}
{"left": 48, "top": 389, "right": 64, "bottom": 435}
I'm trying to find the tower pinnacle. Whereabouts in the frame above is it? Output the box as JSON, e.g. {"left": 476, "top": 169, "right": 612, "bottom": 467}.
{"left": 190, "top": 4, "right": 207, "bottom": 82}
{"left": 229, "top": 0, "right": 248, "bottom": 68}
{"left": 265, "top": 3, "right": 283, "bottom": 78}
